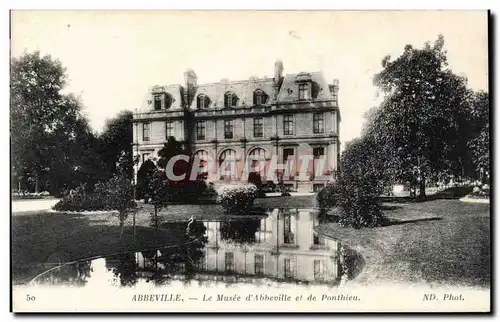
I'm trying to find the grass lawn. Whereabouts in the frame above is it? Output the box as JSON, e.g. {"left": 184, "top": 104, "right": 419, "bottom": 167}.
{"left": 315, "top": 199, "right": 490, "bottom": 288}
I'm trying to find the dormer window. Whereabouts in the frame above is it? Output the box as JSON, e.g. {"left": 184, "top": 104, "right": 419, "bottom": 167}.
{"left": 224, "top": 92, "right": 238, "bottom": 108}
{"left": 253, "top": 90, "right": 267, "bottom": 106}
{"left": 197, "top": 94, "right": 210, "bottom": 109}
{"left": 153, "top": 93, "right": 173, "bottom": 110}
{"left": 154, "top": 95, "right": 162, "bottom": 110}
{"left": 298, "top": 83, "right": 308, "bottom": 100}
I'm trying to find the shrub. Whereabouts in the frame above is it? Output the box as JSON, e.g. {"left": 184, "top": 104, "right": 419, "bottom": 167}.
{"left": 53, "top": 176, "right": 136, "bottom": 215}
{"left": 216, "top": 183, "right": 258, "bottom": 215}
{"left": 316, "top": 183, "right": 339, "bottom": 212}
{"left": 53, "top": 185, "right": 109, "bottom": 211}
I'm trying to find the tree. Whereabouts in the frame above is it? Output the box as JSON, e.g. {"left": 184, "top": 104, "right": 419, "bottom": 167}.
{"left": 95, "top": 174, "right": 136, "bottom": 238}
{"left": 98, "top": 110, "right": 134, "bottom": 180}
{"left": 157, "top": 137, "right": 186, "bottom": 162}
{"left": 467, "top": 91, "right": 490, "bottom": 181}
{"left": 370, "top": 35, "right": 474, "bottom": 199}
{"left": 157, "top": 137, "right": 207, "bottom": 202}
{"left": 149, "top": 169, "right": 169, "bottom": 240}
{"left": 10, "top": 51, "right": 104, "bottom": 194}
{"left": 46, "top": 95, "right": 107, "bottom": 195}
{"left": 11, "top": 51, "right": 67, "bottom": 192}
{"left": 136, "top": 159, "right": 157, "bottom": 202}
{"left": 335, "top": 137, "right": 385, "bottom": 228}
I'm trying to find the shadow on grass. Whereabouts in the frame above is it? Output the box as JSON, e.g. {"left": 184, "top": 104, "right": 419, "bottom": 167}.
{"left": 381, "top": 204, "right": 404, "bottom": 211}
{"left": 380, "top": 186, "right": 474, "bottom": 204}
{"left": 317, "top": 212, "right": 442, "bottom": 228}
{"left": 383, "top": 217, "right": 443, "bottom": 227}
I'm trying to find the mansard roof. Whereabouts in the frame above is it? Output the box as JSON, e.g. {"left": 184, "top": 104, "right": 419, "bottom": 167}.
{"left": 137, "top": 69, "right": 337, "bottom": 113}
{"left": 188, "top": 77, "right": 274, "bottom": 109}
{"left": 277, "top": 72, "right": 336, "bottom": 103}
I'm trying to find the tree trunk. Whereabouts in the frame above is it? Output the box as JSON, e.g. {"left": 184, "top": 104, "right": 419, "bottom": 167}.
{"left": 419, "top": 176, "right": 426, "bottom": 200}
{"left": 35, "top": 171, "right": 40, "bottom": 193}
{"left": 133, "top": 212, "right": 136, "bottom": 244}
{"left": 119, "top": 212, "right": 125, "bottom": 239}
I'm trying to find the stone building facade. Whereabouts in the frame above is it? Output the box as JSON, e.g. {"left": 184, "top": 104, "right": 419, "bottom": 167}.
{"left": 132, "top": 60, "right": 341, "bottom": 192}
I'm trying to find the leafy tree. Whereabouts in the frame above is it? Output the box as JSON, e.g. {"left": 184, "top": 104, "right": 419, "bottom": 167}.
{"left": 370, "top": 35, "right": 475, "bottom": 198}
{"left": 467, "top": 91, "right": 490, "bottom": 181}
{"left": 136, "top": 159, "right": 157, "bottom": 202}
{"left": 10, "top": 51, "right": 104, "bottom": 194}
{"left": 149, "top": 169, "right": 170, "bottom": 239}
{"left": 11, "top": 51, "right": 67, "bottom": 192}
{"left": 95, "top": 174, "right": 136, "bottom": 238}
{"left": 157, "top": 137, "right": 209, "bottom": 202}
{"left": 336, "top": 138, "right": 385, "bottom": 228}
{"left": 98, "top": 111, "right": 134, "bottom": 180}
{"left": 158, "top": 137, "right": 186, "bottom": 162}
{"left": 46, "top": 95, "right": 106, "bottom": 195}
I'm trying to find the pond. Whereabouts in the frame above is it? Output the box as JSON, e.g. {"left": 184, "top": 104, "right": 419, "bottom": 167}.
{"left": 28, "top": 209, "right": 345, "bottom": 288}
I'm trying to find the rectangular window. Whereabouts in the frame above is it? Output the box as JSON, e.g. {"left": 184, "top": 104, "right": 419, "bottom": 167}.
{"left": 283, "top": 115, "right": 293, "bottom": 135}
{"left": 142, "top": 153, "right": 151, "bottom": 163}
{"left": 312, "top": 147, "right": 325, "bottom": 180}
{"left": 225, "top": 252, "right": 234, "bottom": 272}
{"left": 253, "top": 117, "right": 263, "bottom": 138}
{"left": 256, "top": 218, "right": 266, "bottom": 243}
{"left": 283, "top": 148, "right": 294, "bottom": 164}
{"left": 154, "top": 95, "right": 162, "bottom": 110}
{"left": 224, "top": 120, "right": 233, "bottom": 139}
{"left": 142, "top": 123, "right": 150, "bottom": 141}
{"left": 313, "top": 147, "right": 325, "bottom": 158}
{"left": 165, "top": 121, "right": 174, "bottom": 139}
{"left": 313, "top": 113, "right": 324, "bottom": 134}
{"left": 284, "top": 258, "right": 293, "bottom": 278}
{"left": 256, "top": 93, "right": 263, "bottom": 105}
{"left": 298, "top": 84, "right": 308, "bottom": 100}
{"left": 283, "top": 213, "right": 294, "bottom": 245}
{"left": 196, "top": 120, "right": 206, "bottom": 140}
{"left": 254, "top": 254, "right": 264, "bottom": 275}
{"left": 314, "top": 259, "right": 325, "bottom": 280}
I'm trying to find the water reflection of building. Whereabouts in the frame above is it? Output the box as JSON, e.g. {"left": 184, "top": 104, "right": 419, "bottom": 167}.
{"left": 200, "top": 209, "right": 341, "bottom": 283}
{"left": 30, "top": 209, "right": 341, "bottom": 287}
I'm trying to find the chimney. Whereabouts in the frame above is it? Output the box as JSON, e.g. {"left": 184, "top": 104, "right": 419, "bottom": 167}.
{"left": 274, "top": 59, "right": 284, "bottom": 84}
{"left": 272, "top": 60, "right": 284, "bottom": 101}
{"left": 184, "top": 69, "right": 198, "bottom": 88}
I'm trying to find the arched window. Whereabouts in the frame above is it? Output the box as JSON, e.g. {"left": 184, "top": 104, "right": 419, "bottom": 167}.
{"left": 197, "top": 94, "right": 210, "bottom": 109}
{"left": 219, "top": 149, "right": 237, "bottom": 180}
{"left": 248, "top": 147, "right": 269, "bottom": 173}
{"left": 194, "top": 150, "right": 210, "bottom": 179}
{"left": 224, "top": 92, "right": 238, "bottom": 108}
{"left": 219, "top": 149, "right": 236, "bottom": 165}
{"left": 248, "top": 148, "right": 269, "bottom": 161}
{"left": 253, "top": 90, "right": 267, "bottom": 106}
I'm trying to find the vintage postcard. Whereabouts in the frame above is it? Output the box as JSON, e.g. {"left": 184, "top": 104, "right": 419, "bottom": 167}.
{"left": 10, "top": 10, "right": 490, "bottom": 313}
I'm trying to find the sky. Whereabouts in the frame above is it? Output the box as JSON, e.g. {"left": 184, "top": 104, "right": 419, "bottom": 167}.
{"left": 10, "top": 10, "right": 488, "bottom": 149}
